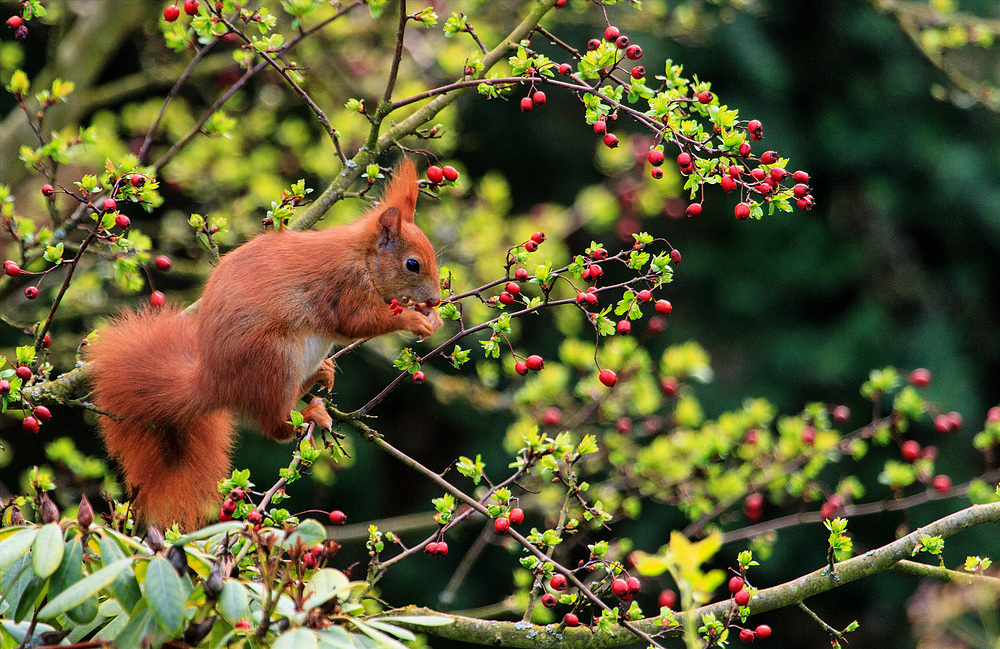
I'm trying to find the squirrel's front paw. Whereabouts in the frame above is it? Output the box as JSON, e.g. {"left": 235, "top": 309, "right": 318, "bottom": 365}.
{"left": 404, "top": 308, "right": 441, "bottom": 338}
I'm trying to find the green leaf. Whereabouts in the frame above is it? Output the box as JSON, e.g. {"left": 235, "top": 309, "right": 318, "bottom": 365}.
{"left": 304, "top": 568, "right": 351, "bottom": 612}
{"left": 32, "top": 523, "right": 64, "bottom": 579}
{"left": 37, "top": 557, "right": 134, "bottom": 620}
{"left": 274, "top": 628, "right": 319, "bottom": 649}
{"left": 218, "top": 579, "right": 250, "bottom": 626}
{"left": 13, "top": 576, "right": 46, "bottom": 623}
{"left": 47, "top": 537, "right": 82, "bottom": 598}
{"left": 173, "top": 520, "right": 243, "bottom": 545}
{"left": 142, "top": 556, "right": 186, "bottom": 635}
{"left": 0, "top": 528, "right": 39, "bottom": 570}
{"left": 283, "top": 518, "right": 327, "bottom": 550}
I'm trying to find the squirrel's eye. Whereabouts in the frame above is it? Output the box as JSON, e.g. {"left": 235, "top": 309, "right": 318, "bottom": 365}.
{"left": 405, "top": 259, "right": 420, "bottom": 273}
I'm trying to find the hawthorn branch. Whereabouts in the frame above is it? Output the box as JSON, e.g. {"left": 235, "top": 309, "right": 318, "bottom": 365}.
{"left": 379, "top": 502, "right": 1000, "bottom": 648}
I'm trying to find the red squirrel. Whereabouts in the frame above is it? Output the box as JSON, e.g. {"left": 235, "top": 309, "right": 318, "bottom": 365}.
{"left": 86, "top": 160, "right": 441, "bottom": 529}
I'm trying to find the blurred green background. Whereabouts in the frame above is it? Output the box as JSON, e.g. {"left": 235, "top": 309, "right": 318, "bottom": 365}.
{"left": 1, "top": 0, "right": 998, "bottom": 647}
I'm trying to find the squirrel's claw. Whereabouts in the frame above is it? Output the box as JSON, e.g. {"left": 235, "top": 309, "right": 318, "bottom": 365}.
{"left": 302, "top": 397, "right": 333, "bottom": 431}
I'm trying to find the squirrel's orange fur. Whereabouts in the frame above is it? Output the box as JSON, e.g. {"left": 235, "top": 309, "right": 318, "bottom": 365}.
{"left": 86, "top": 160, "right": 440, "bottom": 529}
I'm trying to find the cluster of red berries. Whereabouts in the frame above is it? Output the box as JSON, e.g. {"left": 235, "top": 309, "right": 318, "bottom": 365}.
{"left": 426, "top": 164, "right": 459, "bottom": 186}
{"left": 301, "top": 542, "right": 327, "bottom": 570}
{"left": 493, "top": 506, "right": 524, "bottom": 533}
{"left": 609, "top": 574, "right": 642, "bottom": 601}
{"left": 218, "top": 487, "right": 245, "bottom": 521}
{"left": 739, "top": 623, "right": 772, "bottom": 643}
{"left": 424, "top": 540, "right": 449, "bottom": 556}
{"left": 163, "top": 0, "right": 199, "bottom": 21}
{"left": 744, "top": 492, "right": 764, "bottom": 523}
{"left": 728, "top": 575, "right": 752, "bottom": 607}
{"left": 519, "top": 90, "right": 547, "bottom": 112}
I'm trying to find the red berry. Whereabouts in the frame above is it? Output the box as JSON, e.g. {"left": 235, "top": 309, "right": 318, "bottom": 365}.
{"left": 42, "top": 333, "right": 51, "bottom": 348}
{"left": 625, "top": 44, "right": 642, "bottom": 60}
{"left": 734, "top": 588, "right": 751, "bottom": 606}
{"left": 556, "top": 0, "right": 567, "bottom": 6}
{"left": 686, "top": 203, "right": 702, "bottom": 218}
{"left": 820, "top": 500, "right": 838, "bottom": 520}
{"left": 760, "top": 151, "right": 778, "bottom": 165}
{"left": 528, "top": 91, "right": 545, "bottom": 106}
{"left": 494, "top": 517, "right": 510, "bottom": 534}
{"left": 412, "top": 371, "right": 425, "bottom": 384}
{"left": 531, "top": 232, "right": 546, "bottom": 244}
{"left": 145, "top": 291, "right": 164, "bottom": 308}
{"left": 647, "top": 149, "right": 665, "bottom": 166}
{"left": 588, "top": 264, "right": 603, "bottom": 278}
{"left": 219, "top": 509, "right": 232, "bottom": 522}
{"left": 585, "top": 292, "right": 598, "bottom": 305}
{"left": 739, "top": 628, "right": 755, "bottom": 643}
{"left": 550, "top": 574, "right": 567, "bottom": 591}
{"left": 505, "top": 282, "right": 520, "bottom": 295}
{"left": 611, "top": 578, "right": 629, "bottom": 597}
{"left": 514, "top": 361, "right": 529, "bottom": 376}
{"left": 747, "top": 119, "right": 763, "bottom": 140}
{"left": 22, "top": 415, "right": 39, "bottom": 434}
{"left": 558, "top": 63, "right": 572, "bottom": 75}
{"left": 720, "top": 179, "right": 735, "bottom": 198}
{"left": 499, "top": 291, "right": 514, "bottom": 305}
{"left": 651, "top": 168, "right": 664, "bottom": 180}
{"left": 947, "top": 411, "right": 962, "bottom": 431}
{"left": 615, "top": 35, "right": 629, "bottom": 49}
{"left": 115, "top": 214, "right": 131, "bottom": 229}
{"left": 769, "top": 167, "right": 787, "bottom": 182}
{"left": 130, "top": 174, "right": 145, "bottom": 188}
{"left": 728, "top": 576, "right": 744, "bottom": 593}
{"left": 932, "top": 474, "right": 952, "bottom": 494}
{"left": 796, "top": 196, "right": 816, "bottom": 211}
{"left": 755, "top": 624, "right": 771, "bottom": 639}
{"left": 698, "top": 91, "right": 713, "bottom": 104}
{"left": 670, "top": 249, "right": 682, "bottom": 263}
{"left": 654, "top": 299, "right": 672, "bottom": 315}
{"left": 542, "top": 593, "right": 557, "bottom": 608}
{"left": 744, "top": 493, "right": 764, "bottom": 522}
{"left": 626, "top": 576, "right": 640, "bottom": 592}
{"left": 793, "top": 183, "right": 810, "bottom": 198}
{"left": 563, "top": 613, "right": 579, "bottom": 627}
{"left": 604, "top": 25, "right": 620, "bottom": 41}
{"left": 40, "top": 184, "right": 55, "bottom": 197}
{"left": 183, "top": 0, "right": 199, "bottom": 15}
{"left": 616, "top": 417, "right": 632, "bottom": 433}
{"left": 426, "top": 165, "right": 444, "bottom": 184}
{"left": 442, "top": 165, "right": 459, "bottom": 182}
{"left": 676, "top": 152, "right": 692, "bottom": 168}
{"left": 24, "top": 286, "right": 39, "bottom": 300}
{"left": 616, "top": 320, "right": 631, "bottom": 335}
{"left": 832, "top": 405, "right": 850, "bottom": 423}
{"left": 735, "top": 202, "right": 751, "bottom": 220}
{"left": 154, "top": 256, "right": 172, "bottom": 271}
{"left": 739, "top": 142, "right": 752, "bottom": 156}
{"left": 541, "top": 406, "right": 562, "bottom": 427}
{"left": 329, "top": 510, "right": 347, "bottom": 525}
{"left": 587, "top": 39, "right": 601, "bottom": 51}
{"left": 631, "top": 66, "right": 645, "bottom": 79}
{"left": 33, "top": 405, "right": 51, "bottom": 423}
{"left": 16, "top": 366, "right": 32, "bottom": 381}
{"left": 599, "top": 369, "right": 617, "bottom": 387}
{"left": 520, "top": 96, "right": 533, "bottom": 112}
{"left": 303, "top": 552, "right": 317, "bottom": 569}
{"left": 524, "top": 240, "right": 538, "bottom": 252}
{"left": 7, "top": 15, "right": 23, "bottom": 29}
{"left": 593, "top": 120, "right": 607, "bottom": 134}
{"left": 222, "top": 498, "right": 236, "bottom": 514}
{"left": 901, "top": 440, "right": 920, "bottom": 462}
{"left": 658, "top": 589, "right": 677, "bottom": 609}
{"left": 909, "top": 368, "right": 931, "bottom": 388}
{"left": 637, "top": 289, "right": 652, "bottom": 302}
{"left": 514, "top": 268, "right": 528, "bottom": 281}
{"left": 603, "top": 133, "right": 619, "bottom": 148}
{"left": 801, "top": 426, "right": 816, "bottom": 444}
{"left": 526, "top": 355, "right": 544, "bottom": 371}
{"left": 247, "top": 510, "right": 262, "bottom": 524}
{"left": 988, "top": 406, "right": 1000, "bottom": 423}
{"left": 4, "top": 261, "right": 20, "bottom": 277}
{"left": 933, "top": 414, "right": 951, "bottom": 433}
{"left": 509, "top": 507, "right": 524, "bottom": 525}
{"left": 436, "top": 541, "right": 448, "bottom": 555}
{"left": 103, "top": 197, "right": 117, "bottom": 212}
{"left": 234, "top": 619, "right": 250, "bottom": 630}
{"left": 590, "top": 247, "right": 607, "bottom": 260}
{"left": 576, "top": 292, "right": 589, "bottom": 305}
{"left": 424, "top": 542, "right": 438, "bottom": 555}
{"left": 751, "top": 168, "right": 768, "bottom": 181}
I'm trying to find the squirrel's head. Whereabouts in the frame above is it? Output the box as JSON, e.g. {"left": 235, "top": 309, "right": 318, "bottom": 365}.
{"left": 367, "top": 159, "right": 440, "bottom": 306}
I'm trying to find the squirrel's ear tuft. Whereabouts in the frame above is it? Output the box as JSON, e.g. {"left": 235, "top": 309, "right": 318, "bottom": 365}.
{"left": 383, "top": 158, "right": 418, "bottom": 222}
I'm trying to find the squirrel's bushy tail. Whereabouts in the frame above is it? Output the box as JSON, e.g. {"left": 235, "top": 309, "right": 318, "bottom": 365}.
{"left": 86, "top": 306, "right": 232, "bottom": 529}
